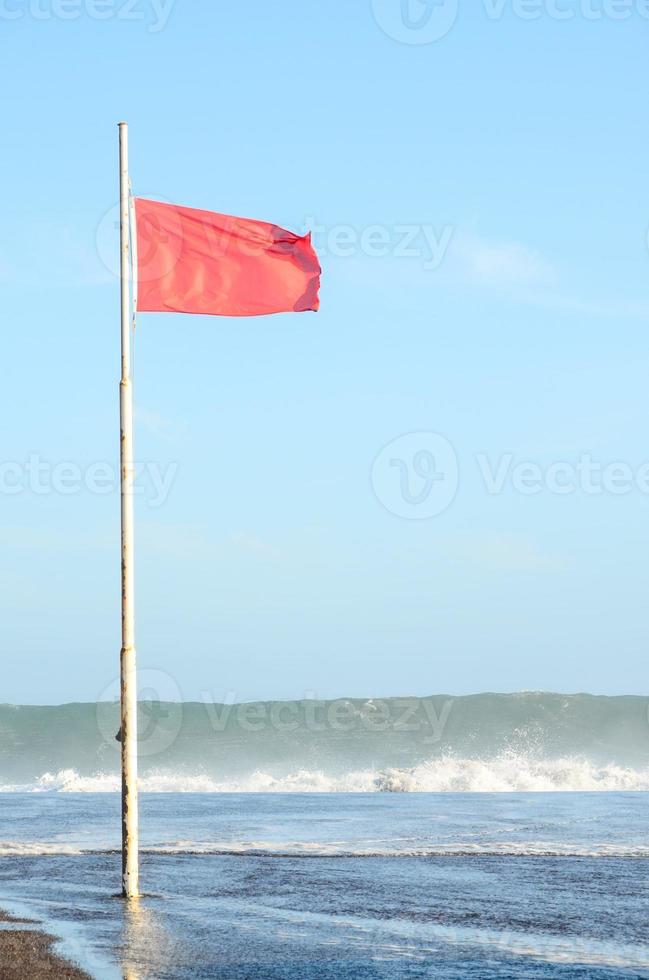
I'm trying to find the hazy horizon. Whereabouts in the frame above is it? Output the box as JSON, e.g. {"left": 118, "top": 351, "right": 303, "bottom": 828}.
{"left": 3, "top": 688, "right": 649, "bottom": 709}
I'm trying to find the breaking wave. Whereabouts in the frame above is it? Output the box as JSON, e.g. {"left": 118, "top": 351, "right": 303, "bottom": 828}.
{"left": 0, "top": 841, "right": 84, "bottom": 857}
{"left": 141, "top": 841, "right": 649, "bottom": 857}
{"left": 3, "top": 754, "right": 649, "bottom": 794}
{"left": 2, "top": 694, "right": 649, "bottom": 795}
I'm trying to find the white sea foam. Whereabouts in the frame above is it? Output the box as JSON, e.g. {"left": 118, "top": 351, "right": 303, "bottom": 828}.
{"left": 141, "top": 839, "right": 649, "bottom": 858}
{"left": 0, "top": 841, "right": 83, "bottom": 856}
{"left": 2, "top": 754, "right": 649, "bottom": 795}
{"left": 1, "top": 838, "right": 647, "bottom": 858}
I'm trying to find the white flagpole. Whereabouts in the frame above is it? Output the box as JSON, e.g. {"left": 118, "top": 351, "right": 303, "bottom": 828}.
{"left": 118, "top": 121, "right": 139, "bottom": 899}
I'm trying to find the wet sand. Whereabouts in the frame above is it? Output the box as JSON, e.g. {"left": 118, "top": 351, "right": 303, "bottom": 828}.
{"left": 0, "top": 912, "right": 90, "bottom": 980}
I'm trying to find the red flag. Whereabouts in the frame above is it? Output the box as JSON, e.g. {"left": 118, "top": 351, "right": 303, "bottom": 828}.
{"left": 134, "top": 198, "right": 320, "bottom": 317}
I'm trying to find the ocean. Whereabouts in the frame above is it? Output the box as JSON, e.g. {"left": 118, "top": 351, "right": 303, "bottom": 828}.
{"left": 1, "top": 693, "right": 648, "bottom": 977}
{"left": 2, "top": 693, "right": 649, "bottom": 791}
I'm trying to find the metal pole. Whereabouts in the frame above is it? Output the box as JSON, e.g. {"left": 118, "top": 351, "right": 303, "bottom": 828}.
{"left": 118, "top": 121, "right": 139, "bottom": 899}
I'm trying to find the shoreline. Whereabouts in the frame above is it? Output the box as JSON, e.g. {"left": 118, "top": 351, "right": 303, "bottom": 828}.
{"left": 0, "top": 911, "right": 90, "bottom": 980}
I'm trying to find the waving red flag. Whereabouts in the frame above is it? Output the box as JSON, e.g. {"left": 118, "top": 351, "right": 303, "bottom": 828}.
{"left": 134, "top": 198, "right": 320, "bottom": 317}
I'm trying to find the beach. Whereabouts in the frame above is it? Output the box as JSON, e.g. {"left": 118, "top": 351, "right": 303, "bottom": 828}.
{"left": 0, "top": 912, "right": 89, "bottom": 980}
{"left": 1, "top": 791, "right": 648, "bottom": 978}
{"left": 3, "top": 0, "right": 646, "bottom": 975}
{"left": 2, "top": 696, "right": 649, "bottom": 975}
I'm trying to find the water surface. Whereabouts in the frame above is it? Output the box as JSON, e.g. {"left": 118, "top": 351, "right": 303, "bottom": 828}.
{"left": 0, "top": 793, "right": 647, "bottom": 978}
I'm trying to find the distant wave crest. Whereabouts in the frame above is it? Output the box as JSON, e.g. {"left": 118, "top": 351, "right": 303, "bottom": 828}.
{"left": 2, "top": 754, "right": 649, "bottom": 794}
{"left": 0, "top": 841, "right": 84, "bottom": 856}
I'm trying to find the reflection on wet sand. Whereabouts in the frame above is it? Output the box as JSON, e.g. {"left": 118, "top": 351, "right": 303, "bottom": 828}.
{"left": 121, "top": 898, "right": 178, "bottom": 980}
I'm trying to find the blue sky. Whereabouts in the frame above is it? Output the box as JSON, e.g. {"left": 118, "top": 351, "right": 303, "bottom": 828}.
{"left": 2, "top": 1, "right": 649, "bottom": 703}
